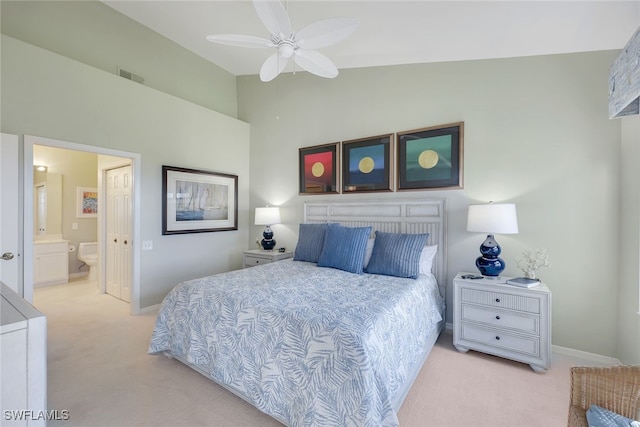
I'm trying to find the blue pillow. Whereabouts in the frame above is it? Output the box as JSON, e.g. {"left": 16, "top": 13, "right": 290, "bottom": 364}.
{"left": 317, "top": 224, "right": 372, "bottom": 274}
{"left": 293, "top": 223, "right": 328, "bottom": 263}
{"left": 365, "top": 231, "right": 429, "bottom": 278}
{"left": 586, "top": 404, "right": 639, "bottom": 427}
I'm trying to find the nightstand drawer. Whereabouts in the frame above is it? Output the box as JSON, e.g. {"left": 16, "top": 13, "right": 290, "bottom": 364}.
{"left": 243, "top": 250, "right": 293, "bottom": 268}
{"left": 244, "top": 255, "right": 271, "bottom": 267}
{"left": 461, "top": 288, "right": 540, "bottom": 314}
{"left": 461, "top": 304, "right": 540, "bottom": 335}
{"left": 460, "top": 324, "right": 540, "bottom": 357}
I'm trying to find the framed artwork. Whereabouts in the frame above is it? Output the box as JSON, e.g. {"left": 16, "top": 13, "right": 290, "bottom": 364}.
{"left": 76, "top": 187, "right": 98, "bottom": 218}
{"left": 397, "top": 122, "right": 464, "bottom": 191}
{"left": 162, "top": 165, "right": 238, "bottom": 235}
{"left": 342, "top": 134, "right": 393, "bottom": 193}
{"left": 299, "top": 143, "right": 339, "bottom": 194}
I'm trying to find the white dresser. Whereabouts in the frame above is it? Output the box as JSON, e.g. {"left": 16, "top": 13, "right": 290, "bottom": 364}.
{"left": 1, "top": 282, "right": 47, "bottom": 425}
{"left": 453, "top": 273, "right": 552, "bottom": 373}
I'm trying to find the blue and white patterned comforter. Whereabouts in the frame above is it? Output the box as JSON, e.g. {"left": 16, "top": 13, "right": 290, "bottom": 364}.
{"left": 148, "top": 259, "right": 445, "bottom": 426}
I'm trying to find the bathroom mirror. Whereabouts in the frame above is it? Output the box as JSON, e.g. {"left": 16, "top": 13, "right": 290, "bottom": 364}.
{"left": 34, "top": 170, "right": 63, "bottom": 236}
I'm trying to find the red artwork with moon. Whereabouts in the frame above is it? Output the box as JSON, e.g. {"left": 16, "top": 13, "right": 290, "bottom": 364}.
{"left": 299, "top": 143, "right": 338, "bottom": 194}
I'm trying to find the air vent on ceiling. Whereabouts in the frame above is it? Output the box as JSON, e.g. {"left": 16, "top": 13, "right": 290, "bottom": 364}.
{"left": 117, "top": 67, "right": 144, "bottom": 85}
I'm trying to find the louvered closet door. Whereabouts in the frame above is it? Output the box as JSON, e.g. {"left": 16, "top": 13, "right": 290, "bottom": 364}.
{"left": 106, "top": 165, "right": 132, "bottom": 302}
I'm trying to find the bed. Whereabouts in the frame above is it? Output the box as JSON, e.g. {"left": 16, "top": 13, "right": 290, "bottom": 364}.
{"left": 149, "top": 199, "right": 447, "bottom": 426}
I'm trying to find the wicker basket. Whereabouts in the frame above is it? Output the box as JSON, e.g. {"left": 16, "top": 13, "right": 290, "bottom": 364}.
{"left": 568, "top": 365, "right": 640, "bottom": 427}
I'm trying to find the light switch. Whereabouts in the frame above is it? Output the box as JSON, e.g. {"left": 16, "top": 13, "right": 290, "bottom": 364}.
{"left": 142, "top": 241, "right": 153, "bottom": 251}
{"left": 72, "top": 223, "right": 78, "bottom": 230}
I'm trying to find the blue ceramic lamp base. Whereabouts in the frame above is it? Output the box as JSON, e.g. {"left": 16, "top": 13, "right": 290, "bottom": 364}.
{"left": 475, "top": 234, "right": 505, "bottom": 277}
{"left": 261, "top": 225, "right": 276, "bottom": 250}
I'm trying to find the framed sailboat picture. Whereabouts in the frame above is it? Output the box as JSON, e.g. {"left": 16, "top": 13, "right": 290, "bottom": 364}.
{"left": 162, "top": 165, "right": 238, "bottom": 235}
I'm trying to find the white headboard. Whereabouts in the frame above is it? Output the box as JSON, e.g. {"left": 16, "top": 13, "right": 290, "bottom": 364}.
{"left": 304, "top": 199, "right": 447, "bottom": 295}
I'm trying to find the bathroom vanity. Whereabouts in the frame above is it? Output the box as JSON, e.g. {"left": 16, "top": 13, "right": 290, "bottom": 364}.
{"left": 33, "top": 237, "right": 68, "bottom": 287}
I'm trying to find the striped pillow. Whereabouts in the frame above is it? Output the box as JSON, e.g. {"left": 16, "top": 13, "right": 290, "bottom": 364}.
{"left": 365, "top": 231, "right": 430, "bottom": 278}
{"left": 293, "top": 223, "right": 328, "bottom": 263}
{"left": 317, "top": 224, "right": 372, "bottom": 274}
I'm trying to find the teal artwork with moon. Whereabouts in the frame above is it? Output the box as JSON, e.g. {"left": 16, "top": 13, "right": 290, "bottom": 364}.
{"left": 405, "top": 135, "right": 452, "bottom": 182}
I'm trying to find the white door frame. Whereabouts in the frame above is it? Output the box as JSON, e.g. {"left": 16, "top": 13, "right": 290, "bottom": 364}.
{"left": 1, "top": 133, "right": 22, "bottom": 295}
{"left": 24, "top": 135, "right": 142, "bottom": 314}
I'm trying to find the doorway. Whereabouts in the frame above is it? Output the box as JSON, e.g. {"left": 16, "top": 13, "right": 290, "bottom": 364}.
{"left": 23, "top": 135, "right": 142, "bottom": 314}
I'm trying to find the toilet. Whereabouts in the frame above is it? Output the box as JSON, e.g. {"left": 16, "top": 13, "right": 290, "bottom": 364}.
{"left": 77, "top": 242, "right": 98, "bottom": 281}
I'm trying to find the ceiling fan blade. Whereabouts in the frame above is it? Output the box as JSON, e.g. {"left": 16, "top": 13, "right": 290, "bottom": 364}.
{"left": 206, "top": 34, "right": 273, "bottom": 48}
{"left": 253, "top": 0, "right": 291, "bottom": 39}
{"left": 296, "top": 18, "right": 359, "bottom": 50}
{"left": 293, "top": 50, "right": 339, "bottom": 79}
{"left": 260, "top": 52, "right": 290, "bottom": 82}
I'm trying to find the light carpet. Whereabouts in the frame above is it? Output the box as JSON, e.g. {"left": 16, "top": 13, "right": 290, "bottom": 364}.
{"left": 34, "top": 278, "right": 595, "bottom": 427}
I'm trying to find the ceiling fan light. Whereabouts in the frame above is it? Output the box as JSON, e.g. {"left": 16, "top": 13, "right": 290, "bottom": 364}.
{"left": 279, "top": 43, "right": 295, "bottom": 58}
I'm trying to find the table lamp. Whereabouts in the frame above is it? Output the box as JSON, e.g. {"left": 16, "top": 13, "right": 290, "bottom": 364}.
{"left": 255, "top": 206, "right": 281, "bottom": 250}
{"left": 467, "top": 202, "right": 519, "bottom": 277}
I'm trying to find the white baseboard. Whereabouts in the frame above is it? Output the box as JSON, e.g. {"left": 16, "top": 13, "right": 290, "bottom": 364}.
{"left": 552, "top": 345, "right": 622, "bottom": 365}
{"left": 34, "top": 280, "right": 68, "bottom": 288}
{"left": 137, "top": 303, "right": 160, "bottom": 315}
{"left": 444, "top": 322, "right": 621, "bottom": 365}
{"left": 69, "top": 272, "right": 89, "bottom": 279}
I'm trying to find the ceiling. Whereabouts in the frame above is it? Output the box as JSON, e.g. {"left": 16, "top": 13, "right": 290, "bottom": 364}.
{"left": 102, "top": 1, "right": 640, "bottom": 77}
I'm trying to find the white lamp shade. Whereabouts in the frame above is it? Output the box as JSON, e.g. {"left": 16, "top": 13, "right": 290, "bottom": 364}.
{"left": 467, "top": 203, "right": 519, "bottom": 234}
{"left": 255, "top": 207, "right": 281, "bottom": 225}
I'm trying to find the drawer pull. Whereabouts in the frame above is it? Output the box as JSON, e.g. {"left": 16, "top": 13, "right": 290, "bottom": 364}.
{"left": 495, "top": 315, "right": 501, "bottom": 320}
{"left": 495, "top": 298, "right": 501, "bottom": 303}
{"left": 495, "top": 336, "right": 501, "bottom": 341}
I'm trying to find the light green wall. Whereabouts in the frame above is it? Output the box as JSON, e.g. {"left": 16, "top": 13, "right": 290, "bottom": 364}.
{"left": 0, "top": 0, "right": 238, "bottom": 118}
{"left": 1, "top": 34, "right": 251, "bottom": 308}
{"left": 619, "top": 115, "right": 640, "bottom": 364}
{"left": 238, "top": 52, "right": 627, "bottom": 359}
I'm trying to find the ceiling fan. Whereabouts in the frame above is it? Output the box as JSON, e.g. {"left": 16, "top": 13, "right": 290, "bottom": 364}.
{"left": 206, "top": 0, "right": 359, "bottom": 82}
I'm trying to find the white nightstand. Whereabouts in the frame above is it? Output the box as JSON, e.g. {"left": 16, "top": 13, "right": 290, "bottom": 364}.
{"left": 453, "top": 272, "right": 552, "bottom": 373}
{"left": 243, "top": 249, "right": 293, "bottom": 268}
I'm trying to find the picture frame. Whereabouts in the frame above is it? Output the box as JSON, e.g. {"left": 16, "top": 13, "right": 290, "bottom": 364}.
{"left": 299, "top": 142, "right": 339, "bottom": 194}
{"left": 162, "top": 165, "right": 238, "bottom": 235}
{"left": 76, "top": 187, "right": 98, "bottom": 218}
{"left": 342, "top": 134, "right": 393, "bottom": 193}
{"left": 397, "top": 122, "right": 464, "bottom": 191}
